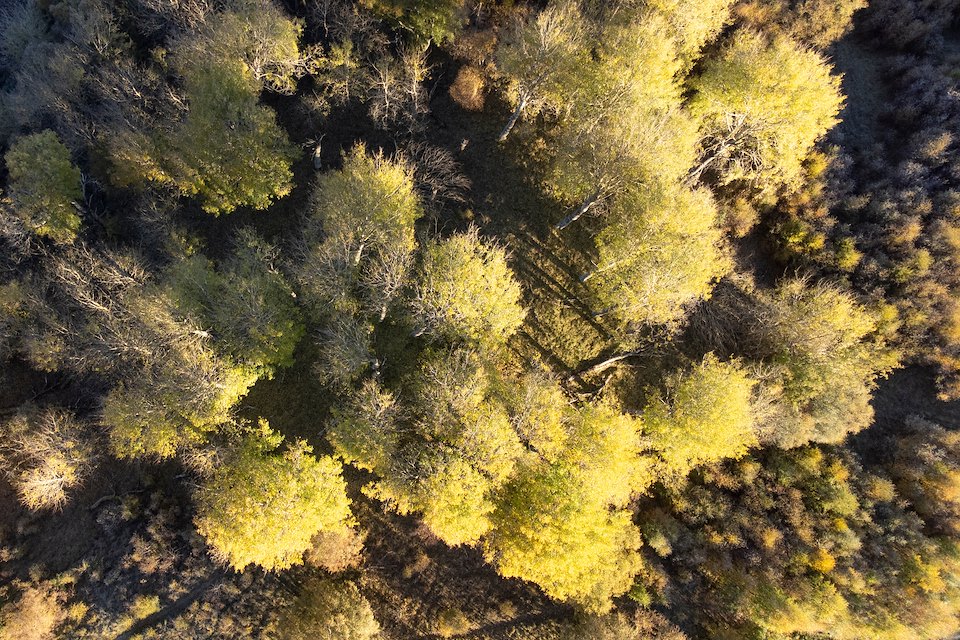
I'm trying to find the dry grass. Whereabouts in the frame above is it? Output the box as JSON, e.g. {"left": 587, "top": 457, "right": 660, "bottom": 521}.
{"left": 449, "top": 66, "right": 487, "bottom": 112}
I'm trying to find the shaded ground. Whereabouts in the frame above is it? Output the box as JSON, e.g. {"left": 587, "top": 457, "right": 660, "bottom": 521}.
{"left": 831, "top": 38, "right": 894, "bottom": 157}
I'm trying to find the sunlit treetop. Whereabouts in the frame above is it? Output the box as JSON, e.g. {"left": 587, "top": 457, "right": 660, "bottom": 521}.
{"left": 310, "top": 144, "right": 423, "bottom": 257}
{"left": 4, "top": 130, "right": 81, "bottom": 244}
{"left": 644, "top": 0, "right": 734, "bottom": 65}
{"left": 194, "top": 420, "right": 353, "bottom": 571}
{"left": 494, "top": 0, "right": 591, "bottom": 141}
{"left": 545, "top": 12, "right": 699, "bottom": 210}
{"left": 588, "top": 181, "right": 730, "bottom": 327}
{"left": 643, "top": 353, "right": 758, "bottom": 476}
{"left": 360, "top": 0, "right": 466, "bottom": 45}
{"left": 177, "top": 0, "right": 319, "bottom": 95}
{"left": 690, "top": 30, "right": 844, "bottom": 196}
{"left": 410, "top": 228, "right": 526, "bottom": 349}
{"left": 167, "top": 230, "right": 304, "bottom": 375}
{"left": 164, "top": 56, "right": 297, "bottom": 214}
{"left": 758, "top": 278, "right": 899, "bottom": 447}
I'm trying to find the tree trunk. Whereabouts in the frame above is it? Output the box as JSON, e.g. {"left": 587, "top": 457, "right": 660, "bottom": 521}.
{"left": 577, "top": 350, "right": 643, "bottom": 377}
{"left": 352, "top": 241, "right": 365, "bottom": 266}
{"left": 498, "top": 97, "right": 527, "bottom": 142}
{"left": 379, "top": 304, "right": 388, "bottom": 322}
{"left": 556, "top": 191, "right": 600, "bottom": 230}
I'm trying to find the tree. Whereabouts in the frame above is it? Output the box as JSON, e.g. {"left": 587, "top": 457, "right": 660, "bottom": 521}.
{"left": 177, "top": 0, "right": 320, "bottom": 95}
{"left": 689, "top": 31, "right": 844, "bottom": 196}
{"left": 643, "top": 353, "right": 757, "bottom": 476}
{"left": 485, "top": 460, "right": 644, "bottom": 613}
{"left": 315, "top": 312, "right": 376, "bottom": 389}
{"left": 646, "top": 0, "right": 733, "bottom": 65}
{"left": 484, "top": 403, "right": 653, "bottom": 612}
{"left": 586, "top": 181, "right": 729, "bottom": 326}
{"left": 104, "top": 342, "right": 258, "bottom": 459}
{"left": 194, "top": 420, "right": 354, "bottom": 571}
{"left": 3, "top": 130, "right": 81, "bottom": 244}
{"left": 296, "top": 145, "right": 421, "bottom": 326}
{"left": 548, "top": 14, "right": 697, "bottom": 228}
{"left": 362, "top": 348, "right": 524, "bottom": 546}
{"left": 309, "top": 144, "right": 422, "bottom": 271}
{"left": 560, "top": 609, "right": 688, "bottom": 640}
{"left": 1, "top": 407, "right": 95, "bottom": 511}
{"left": 890, "top": 418, "right": 960, "bottom": 537}
{"left": 167, "top": 230, "right": 304, "bottom": 375}
{"left": 367, "top": 46, "right": 431, "bottom": 134}
{"left": 328, "top": 379, "right": 400, "bottom": 475}
{"left": 639, "top": 446, "right": 960, "bottom": 639}
{"left": 733, "top": 0, "right": 866, "bottom": 49}
{"left": 494, "top": 0, "right": 590, "bottom": 141}
{"left": 279, "top": 578, "right": 380, "bottom": 640}
{"left": 370, "top": 445, "right": 498, "bottom": 546}
{"left": 410, "top": 228, "right": 526, "bottom": 348}
{"left": 163, "top": 56, "right": 297, "bottom": 214}
{"left": 360, "top": 0, "right": 465, "bottom": 45}
{"left": 757, "top": 278, "right": 898, "bottom": 447}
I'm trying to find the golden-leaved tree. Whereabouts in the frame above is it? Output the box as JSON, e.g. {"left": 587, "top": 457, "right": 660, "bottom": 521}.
{"left": 410, "top": 228, "right": 526, "bottom": 349}
{"left": 689, "top": 30, "right": 844, "bottom": 197}
{"left": 587, "top": 181, "right": 729, "bottom": 326}
{"left": 484, "top": 400, "right": 654, "bottom": 613}
{"left": 643, "top": 353, "right": 757, "bottom": 476}
{"left": 195, "top": 420, "right": 354, "bottom": 571}
{"left": 494, "top": 0, "right": 591, "bottom": 142}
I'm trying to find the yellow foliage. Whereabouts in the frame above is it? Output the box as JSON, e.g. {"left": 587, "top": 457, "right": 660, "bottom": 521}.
{"left": 4, "top": 130, "right": 81, "bottom": 244}
{"left": 194, "top": 420, "right": 354, "bottom": 571}
{"left": 690, "top": 31, "right": 844, "bottom": 195}
{"left": 590, "top": 182, "right": 730, "bottom": 326}
{"left": 644, "top": 354, "right": 758, "bottom": 476}
{"left": 412, "top": 228, "right": 526, "bottom": 347}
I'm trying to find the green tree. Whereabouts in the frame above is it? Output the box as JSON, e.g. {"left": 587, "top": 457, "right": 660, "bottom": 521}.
{"left": 689, "top": 31, "right": 844, "bottom": 196}
{"left": 360, "top": 0, "right": 465, "bottom": 45}
{"left": 178, "top": 0, "right": 319, "bottom": 95}
{"left": 370, "top": 445, "right": 498, "bottom": 546}
{"left": 643, "top": 354, "right": 757, "bottom": 476}
{"left": 296, "top": 145, "right": 421, "bottom": 325}
{"left": 3, "top": 130, "right": 81, "bottom": 243}
{"left": 164, "top": 56, "right": 297, "bottom": 214}
{"left": 363, "top": 348, "right": 524, "bottom": 546}
{"left": 194, "top": 420, "right": 354, "bottom": 571}
{"left": 735, "top": 0, "right": 867, "bottom": 49}
{"left": 494, "top": 0, "right": 590, "bottom": 141}
{"left": 279, "top": 578, "right": 380, "bottom": 640}
{"left": 308, "top": 144, "right": 421, "bottom": 275}
{"left": 167, "top": 230, "right": 304, "bottom": 375}
{"left": 641, "top": 446, "right": 960, "bottom": 639}
{"left": 104, "top": 341, "right": 257, "bottom": 459}
{"left": 410, "top": 228, "right": 526, "bottom": 348}
{"left": 586, "top": 182, "right": 729, "bottom": 326}
{"left": 890, "top": 418, "right": 960, "bottom": 537}
{"left": 328, "top": 379, "right": 400, "bottom": 474}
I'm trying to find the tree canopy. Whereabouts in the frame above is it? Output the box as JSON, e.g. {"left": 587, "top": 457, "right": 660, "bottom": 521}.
{"left": 3, "top": 130, "right": 81, "bottom": 243}
{"left": 194, "top": 421, "right": 354, "bottom": 571}
{"left": 689, "top": 31, "right": 844, "bottom": 195}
